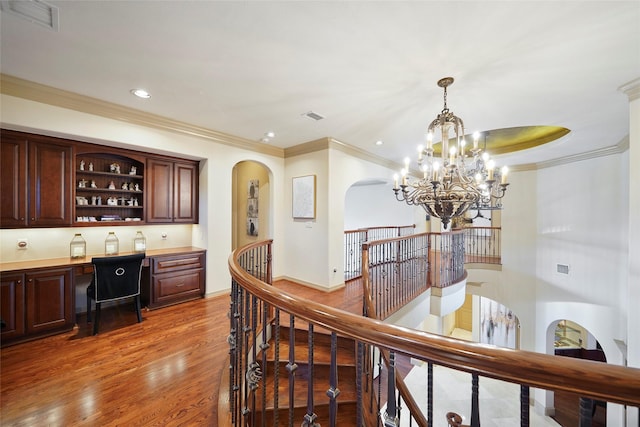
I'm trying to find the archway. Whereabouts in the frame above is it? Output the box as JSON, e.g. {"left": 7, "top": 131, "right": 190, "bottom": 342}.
{"left": 548, "top": 319, "right": 607, "bottom": 427}
{"left": 231, "top": 161, "right": 272, "bottom": 250}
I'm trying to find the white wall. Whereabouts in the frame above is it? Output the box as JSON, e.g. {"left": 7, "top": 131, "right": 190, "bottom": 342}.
{"left": 0, "top": 94, "right": 286, "bottom": 296}
{"left": 344, "top": 182, "right": 416, "bottom": 230}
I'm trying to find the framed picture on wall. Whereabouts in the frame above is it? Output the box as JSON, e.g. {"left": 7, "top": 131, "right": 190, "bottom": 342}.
{"left": 292, "top": 175, "right": 316, "bottom": 219}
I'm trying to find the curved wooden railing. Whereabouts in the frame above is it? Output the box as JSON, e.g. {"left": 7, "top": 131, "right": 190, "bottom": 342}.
{"left": 228, "top": 240, "right": 640, "bottom": 427}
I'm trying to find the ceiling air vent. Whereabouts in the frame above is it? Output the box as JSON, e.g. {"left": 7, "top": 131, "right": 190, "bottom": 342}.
{"left": 557, "top": 264, "right": 569, "bottom": 274}
{"left": 0, "top": 0, "right": 59, "bottom": 31}
{"left": 303, "top": 111, "right": 325, "bottom": 121}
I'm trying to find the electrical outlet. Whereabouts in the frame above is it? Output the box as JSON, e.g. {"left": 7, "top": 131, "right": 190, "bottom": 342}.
{"left": 17, "top": 238, "right": 28, "bottom": 250}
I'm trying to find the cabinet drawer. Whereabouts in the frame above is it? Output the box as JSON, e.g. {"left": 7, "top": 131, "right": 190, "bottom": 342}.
{"left": 152, "top": 252, "right": 205, "bottom": 274}
{"left": 154, "top": 270, "right": 203, "bottom": 299}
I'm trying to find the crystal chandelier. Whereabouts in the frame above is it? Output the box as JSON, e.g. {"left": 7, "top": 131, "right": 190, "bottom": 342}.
{"left": 393, "top": 77, "right": 509, "bottom": 229}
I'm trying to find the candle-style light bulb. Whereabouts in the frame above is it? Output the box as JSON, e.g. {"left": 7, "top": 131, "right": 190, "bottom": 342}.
{"left": 427, "top": 132, "right": 433, "bottom": 150}
{"left": 487, "top": 160, "right": 495, "bottom": 180}
{"left": 501, "top": 166, "right": 509, "bottom": 184}
{"left": 432, "top": 162, "right": 440, "bottom": 181}
{"left": 422, "top": 164, "right": 428, "bottom": 179}
{"left": 449, "top": 146, "right": 457, "bottom": 165}
{"left": 417, "top": 145, "right": 424, "bottom": 161}
{"left": 401, "top": 168, "right": 407, "bottom": 186}
{"left": 473, "top": 131, "right": 480, "bottom": 150}
{"left": 393, "top": 173, "right": 399, "bottom": 189}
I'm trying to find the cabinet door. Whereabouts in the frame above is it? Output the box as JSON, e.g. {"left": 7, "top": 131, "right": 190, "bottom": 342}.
{"left": 146, "top": 158, "right": 174, "bottom": 223}
{"left": 28, "top": 139, "right": 73, "bottom": 227}
{"left": 1, "top": 273, "right": 26, "bottom": 341}
{"left": 174, "top": 161, "right": 198, "bottom": 223}
{"left": 25, "top": 268, "right": 73, "bottom": 334}
{"left": 0, "top": 132, "right": 28, "bottom": 227}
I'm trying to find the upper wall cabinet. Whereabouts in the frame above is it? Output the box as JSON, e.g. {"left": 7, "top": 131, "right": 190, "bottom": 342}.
{"left": 1, "top": 129, "right": 73, "bottom": 228}
{"left": 146, "top": 158, "right": 199, "bottom": 224}
{"left": 1, "top": 129, "right": 199, "bottom": 229}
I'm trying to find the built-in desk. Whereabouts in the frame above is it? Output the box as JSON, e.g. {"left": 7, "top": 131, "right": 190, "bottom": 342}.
{"left": 0, "top": 247, "right": 206, "bottom": 347}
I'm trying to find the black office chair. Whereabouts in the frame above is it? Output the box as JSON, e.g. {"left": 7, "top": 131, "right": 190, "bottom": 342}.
{"left": 87, "top": 253, "right": 145, "bottom": 335}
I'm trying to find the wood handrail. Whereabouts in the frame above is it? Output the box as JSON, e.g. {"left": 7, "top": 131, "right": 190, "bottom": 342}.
{"left": 229, "top": 242, "right": 640, "bottom": 407}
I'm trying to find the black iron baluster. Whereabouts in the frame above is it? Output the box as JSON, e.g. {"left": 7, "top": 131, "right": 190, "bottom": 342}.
{"left": 520, "top": 385, "right": 529, "bottom": 427}
{"left": 286, "top": 315, "right": 297, "bottom": 427}
{"left": 273, "top": 308, "right": 280, "bottom": 427}
{"left": 302, "top": 324, "right": 319, "bottom": 427}
{"left": 357, "top": 341, "right": 365, "bottom": 427}
{"left": 326, "top": 332, "right": 340, "bottom": 427}
{"left": 260, "top": 299, "right": 270, "bottom": 425}
{"left": 427, "top": 362, "right": 433, "bottom": 427}
{"left": 470, "top": 373, "right": 480, "bottom": 427}
{"left": 229, "top": 280, "right": 239, "bottom": 425}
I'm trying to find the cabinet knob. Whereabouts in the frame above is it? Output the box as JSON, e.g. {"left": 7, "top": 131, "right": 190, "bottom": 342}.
{"left": 31, "top": 218, "right": 35, "bottom": 221}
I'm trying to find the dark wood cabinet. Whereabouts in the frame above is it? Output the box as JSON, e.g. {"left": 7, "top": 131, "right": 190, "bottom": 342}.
{"left": 0, "top": 134, "right": 27, "bottom": 227}
{"left": 142, "top": 251, "right": 205, "bottom": 309}
{"left": 2, "top": 129, "right": 199, "bottom": 228}
{"left": 146, "top": 158, "right": 198, "bottom": 224}
{"left": 1, "top": 130, "right": 73, "bottom": 228}
{"left": 1, "top": 273, "right": 26, "bottom": 341}
{"left": 1, "top": 267, "right": 74, "bottom": 346}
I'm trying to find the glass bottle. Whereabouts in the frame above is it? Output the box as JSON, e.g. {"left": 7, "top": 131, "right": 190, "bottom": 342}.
{"left": 133, "top": 230, "right": 146, "bottom": 253}
{"left": 105, "top": 232, "right": 119, "bottom": 255}
{"left": 69, "top": 233, "right": 86, "bottom": 259}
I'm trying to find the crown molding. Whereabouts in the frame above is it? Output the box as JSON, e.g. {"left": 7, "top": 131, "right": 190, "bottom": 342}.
{"left": 284, "top": 136, "right": 403, "bottom": 172}
{"left": 536, "top": 136, "right": 629, "bottom": 170}
{"left": 619, "top": 78, "right": 640, "bottom": 101}
{"left": 0, "top": 74, "right": 285, "bottom": 158}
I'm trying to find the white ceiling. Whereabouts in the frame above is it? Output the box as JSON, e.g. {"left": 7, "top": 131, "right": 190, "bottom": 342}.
{"left": 1, "top": 1, "right": 639, "bottom": 167}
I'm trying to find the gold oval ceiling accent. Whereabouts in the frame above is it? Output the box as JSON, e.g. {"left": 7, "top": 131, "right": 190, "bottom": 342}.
{"left": 432, "top": 126, "right": 570, "bottom": 155}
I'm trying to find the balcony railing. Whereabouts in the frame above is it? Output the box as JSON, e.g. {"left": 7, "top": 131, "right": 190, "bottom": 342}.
{"left": 344, "top": 225, "right": 416, "bottom": 281}
{"left": 463, "top": 226, "right": 501, "bottom": 265}
{"left": 228, "top": 240, "right": 640, "bottom": 427}
{"left": 346, "top": 226, "right": 501, "bottom": 285}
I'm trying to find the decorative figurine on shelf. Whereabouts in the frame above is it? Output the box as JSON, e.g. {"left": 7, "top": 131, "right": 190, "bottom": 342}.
{"left": 129, "top": 166, "right": 137, "bottom": 175}
{"left": 134, "top": 183, "right": 140, "bottom": 191}
{"left": 133, "top": 198, "right": 139, "bottom": 206}
{"left": 121, "top": 182, "right": 129, "bottom": 190}
{"left": 80, "top": 160, "right": 85, "bottom": 171}
{"left": 90, "top": 180, "right": 97, "bottom": 188}
{"left": 127, "top": 198, "right": 135, "bottom": 206}
{"left": 110, "top": 163, "right": 121, "bottom": 174}
{"left": 88, "top": 162, "right": 94, "bottom": 171}
{"left": 96, "top": 196, "right": 102, "bottom": 205}
{"left": 107, "top": 197, "right": 118, "bottom": 206}
{"left": 108, "top": 181, "right": 116, "bottom": 189}
{"left": 78, "top": 179, "right": 86, "bottom": 188}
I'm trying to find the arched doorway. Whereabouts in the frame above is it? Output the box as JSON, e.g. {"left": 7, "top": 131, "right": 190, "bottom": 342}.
{"left": 549, "top": 319, "right": 607, "bottom": 427}
{"left": 231, "top": 161, "right": 272, "bottom": 250}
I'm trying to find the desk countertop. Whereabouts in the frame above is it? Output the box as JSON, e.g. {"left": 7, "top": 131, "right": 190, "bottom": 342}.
{"left": 0, "top": 246, "right": 206, "bottom": 272}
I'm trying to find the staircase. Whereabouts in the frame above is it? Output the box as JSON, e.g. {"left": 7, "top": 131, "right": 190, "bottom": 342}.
{"left": 251, "top": 325, "right": 360, "bottom": 426}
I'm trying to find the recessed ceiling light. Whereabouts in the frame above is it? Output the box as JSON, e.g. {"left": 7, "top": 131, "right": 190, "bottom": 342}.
{"left": 265, "top": 131, "right": 275, "bottom": 138}
{"left": 376, "top": 140, "right": 383, "bottom": 146}
{"left": 130, "top": 89, "right": 151, "bottom": 99}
